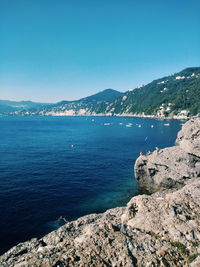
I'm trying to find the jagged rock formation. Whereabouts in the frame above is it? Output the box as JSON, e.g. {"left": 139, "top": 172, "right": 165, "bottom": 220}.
{"left": 135, "top": 119, "right": 200, "bottom": 192}
{"left": 1, "top": 119, "right": 200, "bottom": 266}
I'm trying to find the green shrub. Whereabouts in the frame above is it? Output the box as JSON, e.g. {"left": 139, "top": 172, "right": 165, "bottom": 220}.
{"left": 171, "top": 242, "right": 189, "bottom": 255}
{"left": 149, "top": 231, "right": 159, "bottom": 239}
{"left": 188, "top": 254, "right": 198, "bottom": 263}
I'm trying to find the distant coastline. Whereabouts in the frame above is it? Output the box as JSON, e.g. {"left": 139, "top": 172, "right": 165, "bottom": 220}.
{"left": 1, "top": 67, "right": 200, "bottom": 119}
{"left": 1, "top": 112, "right": 196, "bottom": 121}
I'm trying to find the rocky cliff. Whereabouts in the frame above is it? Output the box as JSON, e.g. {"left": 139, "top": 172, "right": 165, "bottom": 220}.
{"left": 1, "top": 119, "right": 200, "bottom": 267}
{"left": 134, "top": 119, "right": 200, "bottom": 192}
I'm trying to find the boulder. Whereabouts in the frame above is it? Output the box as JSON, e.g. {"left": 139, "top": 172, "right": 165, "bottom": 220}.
{"left": 135, "top": 119, "right": 200, "bottom": 192}
{"left": 122, "top": 179, "right": 200, "bottom": 247}
{"left": 176, "top": 119, "right": 200, "bottom": 157}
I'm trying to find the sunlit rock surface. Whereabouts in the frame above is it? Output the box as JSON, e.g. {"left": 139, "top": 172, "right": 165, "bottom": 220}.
{"left": 135, "top": 119, "right": 200, "bottom": 192}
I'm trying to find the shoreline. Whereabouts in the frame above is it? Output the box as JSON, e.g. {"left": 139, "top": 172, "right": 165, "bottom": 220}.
{"left": 0, "top": 115, "right": 181, "bottom": 256}
{"left": 1, "top": 113, "right": 197, "bottom": 121}
{"left": 0, "top": 119, "right": 200, "bottom": 266}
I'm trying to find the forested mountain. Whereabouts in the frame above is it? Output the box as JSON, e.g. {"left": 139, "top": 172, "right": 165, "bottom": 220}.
{"left": 1, "top": 67, "right": 200, "bottom": 118}
{"left": 1, "top": 89, "right": 123, "bottom": 116}
{"left": 95, "top": 67, "right": 200, "bottom": 117}
{"left": 79, "top": 88, "right": 123, "bottom": 102}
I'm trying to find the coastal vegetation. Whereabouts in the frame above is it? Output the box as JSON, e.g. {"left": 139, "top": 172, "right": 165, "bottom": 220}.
{"left": 1, "top": 67, "right": 200, "bottom": 119}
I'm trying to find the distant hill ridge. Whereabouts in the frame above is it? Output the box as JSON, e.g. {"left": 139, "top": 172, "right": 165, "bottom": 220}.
{"left": 98, "top": 67, "right": 200, "bottom": 118}
{"left": 79, "top": 88, "right": 123, "bottom": 102}
{"left": 1, "top": 67, "right": 200, "bottom": 118}
{"left": 0, "top": 100, "right": 51, "bottom": 113}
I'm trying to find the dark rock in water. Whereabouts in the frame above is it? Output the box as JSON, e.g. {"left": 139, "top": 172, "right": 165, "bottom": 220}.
{"left": 134, "top": 118, "right": 200, "bottom": 192}
{"left": 1, "top": 119, "right": 200, "bottom": 266}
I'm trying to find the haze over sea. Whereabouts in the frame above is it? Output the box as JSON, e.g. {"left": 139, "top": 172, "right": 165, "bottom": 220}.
{"left": 0, "top": 116, "right": 182, "bottom": 254}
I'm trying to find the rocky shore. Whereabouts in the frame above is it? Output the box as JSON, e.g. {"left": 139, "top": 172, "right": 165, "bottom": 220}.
{"left": 1, "top": 119, "right": 200, "bottom": 267}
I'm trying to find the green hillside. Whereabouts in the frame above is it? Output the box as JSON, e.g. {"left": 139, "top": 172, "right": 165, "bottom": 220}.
{"left": 1, "top": 67, "right": 200, "bottom": 118}
{"left": 95, "top": 67, "right": 200, "bottom": 117}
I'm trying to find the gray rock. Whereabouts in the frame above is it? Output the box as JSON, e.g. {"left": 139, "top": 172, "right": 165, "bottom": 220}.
{"left": 135, "top": 119, "right": 200, "bottom": 192}
{"left": 1, "top": 181, "right": 199, "bottom": 266}
{"left": 121, "top": 179, "right": 200, "bottom": 247}
{"left": 176, "top": 119, "right": 200, "bottom": 157}
{"left": 190, "top": 256, "right": 200, "bottom": 267}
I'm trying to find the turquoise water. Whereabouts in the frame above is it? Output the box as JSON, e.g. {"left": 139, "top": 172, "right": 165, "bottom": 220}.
{"left": 0, "top": 116, "right": 182, "bottom": 253}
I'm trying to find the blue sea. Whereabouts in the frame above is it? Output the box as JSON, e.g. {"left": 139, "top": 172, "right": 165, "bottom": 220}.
{"left": 0, "top": 116, "right": 182, "bottom": 254}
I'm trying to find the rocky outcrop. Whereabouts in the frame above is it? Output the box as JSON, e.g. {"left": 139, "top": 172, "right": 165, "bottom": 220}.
{"left": 1, "top": 119, "right": 200, "bottom": 267}
{"left": 134, "top": 119, "right": 200, "bottom": 192}
{"left": 122, "top": 178, "right": 200, "bottom": 246}
{"left": 176, "top": 119, "right": 200, "bottom": 157}
{"left": 1, "top": 180, "right": 200, "bottom": 267}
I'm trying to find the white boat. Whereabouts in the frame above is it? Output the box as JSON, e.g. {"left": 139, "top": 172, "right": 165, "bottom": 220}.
{"left": 164, "top": 123, "right": 170, "bottom": 126}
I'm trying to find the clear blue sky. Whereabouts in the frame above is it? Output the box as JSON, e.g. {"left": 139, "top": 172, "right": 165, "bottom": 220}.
{"left": 0, "top": 0, "right": 200, "bottom": 102}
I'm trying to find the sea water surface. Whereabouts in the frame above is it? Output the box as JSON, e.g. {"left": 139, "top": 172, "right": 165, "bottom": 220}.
{"left": 0, "top": 116, "right": 183, "bottom": 254}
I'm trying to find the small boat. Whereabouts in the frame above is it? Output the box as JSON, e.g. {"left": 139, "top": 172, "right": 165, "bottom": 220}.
{"left": 151, "top": 125, "right": 154, "bottom": 128}
{"left": 104, "top": 123, "right": 111, "bottom": 126}
{"left": 164, "top": 123, "right": 170, "bottom": 126}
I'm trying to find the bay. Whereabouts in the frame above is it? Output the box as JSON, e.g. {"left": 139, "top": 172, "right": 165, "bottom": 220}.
{"left": 0, "top": 116, "right": 182, "bottom": 253}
